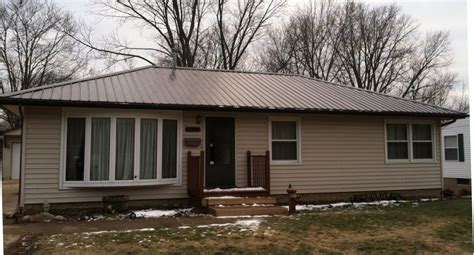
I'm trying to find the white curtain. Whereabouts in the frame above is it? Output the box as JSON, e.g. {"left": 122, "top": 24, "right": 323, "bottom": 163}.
{"left": 90, "top": 118, "right": 110, "bottom": 181}
{"left": 116, "top": 118, "right": 135, "bottom": 180}
{"left": 162, "top": 119, "right": 177, "bottom": 178}
{"left": 140, "top": 119, "right": 157, "bottom": 179}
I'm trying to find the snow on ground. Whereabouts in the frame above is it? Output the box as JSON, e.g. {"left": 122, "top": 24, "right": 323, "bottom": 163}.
{"left": 196, "top": 218, "right": 262, "bottom": 231}
{"left": 283, "top": 200, "right": 409, "bottom": 211}
{"left": 82, "top": 228, "right": 156, "bottom": 235}
{"left": 284, "top": 198, "right": 439, "bottom": 211}
{"left": 204, "top": 187, "right": 266, "bottom": 192}
{"left": 133, "top": 208, "right": 193, "bottom": 218}
{"left": 205, "top": 196, "right": 242, "bottom": 199}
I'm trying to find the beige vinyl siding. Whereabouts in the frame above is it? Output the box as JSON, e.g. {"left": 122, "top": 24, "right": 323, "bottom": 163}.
{"left": 23, "top": 107, "right": 188, "bottom": 205}
{"left": 269, "top": 115, "right": 441, "bottom": 194}
{"left": 22, "top": 107, "right": 441, "bottom": 205}
{"left": 2, "top": 136, "right": 21, "bottom": 180}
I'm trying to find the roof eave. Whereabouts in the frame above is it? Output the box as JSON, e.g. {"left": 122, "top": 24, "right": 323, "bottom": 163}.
{"left": 0, "top": 98, "right": 467, "bottom": 119}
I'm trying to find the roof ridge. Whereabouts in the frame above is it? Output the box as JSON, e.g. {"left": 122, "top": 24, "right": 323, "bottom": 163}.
{"left": 153, "top": 65, "right": 300, "bottom": 77}
{"left": 0, "top": 65, "right": 154, "bottom": 97}
{"left": 297, "top": 75, "right": 463, "bottom": 115}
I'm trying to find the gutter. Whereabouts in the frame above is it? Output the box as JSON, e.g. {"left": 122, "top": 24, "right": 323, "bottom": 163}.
{"left": 0, "top": 98, "right": 468, "bottom": 119}
{"left": 441, "top": 119, "right": 457, "bottom": 127}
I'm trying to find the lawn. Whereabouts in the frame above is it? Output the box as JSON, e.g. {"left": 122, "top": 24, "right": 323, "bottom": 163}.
{"left": 25, "top": 199, "right": 473, "bottom": 254}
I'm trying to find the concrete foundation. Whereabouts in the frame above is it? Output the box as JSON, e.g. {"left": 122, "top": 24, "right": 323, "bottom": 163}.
{"left": 443, "top": 178, "right": 471, "bottom": 196}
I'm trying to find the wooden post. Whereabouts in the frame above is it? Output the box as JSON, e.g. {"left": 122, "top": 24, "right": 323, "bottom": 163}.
{"left": 265, "top": 150, "right": 270, "bottom": 192}
{"left": 198, "top": 150, "right": 205, "bottom": 199}
{"left": 247, "top": 151, "right": 252, "bottom": 187}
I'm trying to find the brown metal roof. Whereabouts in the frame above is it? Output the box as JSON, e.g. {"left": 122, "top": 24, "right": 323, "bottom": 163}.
{"left": 0, "top": 65, "right": 466, "bottom": 118}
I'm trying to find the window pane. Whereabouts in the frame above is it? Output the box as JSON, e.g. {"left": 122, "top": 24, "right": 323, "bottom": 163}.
{"left": 412, "top": 124, "right": 432, "bottom": 140}
{"left": 413, "top": 142, "right": 433, "bottom": 159}
{"left": 66, "top": 118, "right": 85, "bottom": 181}
{"left": 272, "top": 141, "right": 297, "bottom": 160}
{"left": 386, "top": 124, "right": 407, "bottom": 140}
{"left": 140, "top": 119, "right": 157, "bottom": 179}
{"left": 90, "top": 118, "right": 110, "bottom": 181}
{"left": 272, "top": 121, "right": 297, "bottom": 140}
{"left": 387, "top": 142, "right": 408, "bottom": 159}
{"left": 444, "top": 136, "right": 457, "bottom": 148}
{"left": 116, "top": 118, "right": 135, "bottom": 180}
{"left": 445, "top": 148, "right": 458, "bottom": 160}
{"left": 162, "top": 119, "right": 177, "bottom": 179}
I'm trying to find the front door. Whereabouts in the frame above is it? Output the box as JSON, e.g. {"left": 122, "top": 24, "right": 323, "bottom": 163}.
{"left": 205, "top": 117, "right": 235, "bottom": 188}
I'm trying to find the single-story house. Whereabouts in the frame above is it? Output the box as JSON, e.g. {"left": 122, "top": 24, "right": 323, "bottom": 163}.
{"left": 442, "top": 117, "right": 471, "bottom": 195}
{"left": 0, "top": 66, "right": 467, "bottom": 212}
{"left": 1, "top": 127, "right": 22, "bottom": 181}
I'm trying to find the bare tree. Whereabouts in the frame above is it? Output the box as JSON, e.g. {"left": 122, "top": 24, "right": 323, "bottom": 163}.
{"left": 0, "top": 0, "right": 88, "bottom": 128}
{"left": 258, "top": 1, "right": 457, "bottom": 107}
{"left": 0, "top": 0, "right": 87, "bottom": 92}
{"left": 258, "top": 26, "right": 301, "bottom": 74}
{"left": 215, "top": 0, "right": 285, "bottom": 70}
{"left": 398, "top": 31, "right": 455, "bottom": 104}
{"left": 71, "top": 0, "right": 211, "bottom": 69}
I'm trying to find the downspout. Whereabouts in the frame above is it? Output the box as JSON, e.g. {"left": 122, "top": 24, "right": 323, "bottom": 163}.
{"left": 15, "top": 104, "right": 24, "bottom": 219}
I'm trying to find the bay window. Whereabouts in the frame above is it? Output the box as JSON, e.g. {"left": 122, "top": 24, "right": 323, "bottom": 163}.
{"left": 385, "top": 121, "right": 435, "bottom": 162}
{"left": 62, "top": 111, "right": 181, "bottom": 187}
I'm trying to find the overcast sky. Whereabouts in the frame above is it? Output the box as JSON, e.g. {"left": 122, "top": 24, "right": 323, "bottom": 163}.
{"left": 57, "top": 0, "right": 469, "bottom": 92}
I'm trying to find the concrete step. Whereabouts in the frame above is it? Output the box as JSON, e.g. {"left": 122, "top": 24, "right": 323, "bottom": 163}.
{"left": 209, "top": 205, "right": 288, "bottom": 217}
{"left": 204, "top": 196, "right": 277, "bottom": 206}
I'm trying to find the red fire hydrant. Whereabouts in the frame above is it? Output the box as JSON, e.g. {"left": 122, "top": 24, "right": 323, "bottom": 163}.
{"left": 287, "top": 184, "right": 299, "bottom": 214}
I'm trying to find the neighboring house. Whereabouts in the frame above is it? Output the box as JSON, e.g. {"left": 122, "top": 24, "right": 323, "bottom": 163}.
{"left": 0, "top": 66, "right": 467, "bottom": 212}
{"left": 442, "top": 117, "right": 471, "bottom": 195}
{"left": 1, "top": 128, "right": 21, "bottom": 181}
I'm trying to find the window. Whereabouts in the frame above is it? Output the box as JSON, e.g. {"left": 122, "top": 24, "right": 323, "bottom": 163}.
{"left": 65, "top": 118, "right": 85, "bottom": 181}
{"left": 270, "top": 119, "right": 300, "bottom": 163}
{"left": 62, "top": 111, "right": 181, "bottom": 187}
{"left": 412, "top": 124, "right": 433, "bottom": 159}
{"left": 386, "top": 124, "right": 409, "bottom": 160}
{"left": 385, "top": 122, "right": 435, "bottom": 162}
{"left": 162, "top": 119, "right": 178, "bottom": 178}
{"left": 444, "top": 135, "right": 458, "bottom": 161}
{"left": 140, "top": 119, "right": 157, "bottom": 179}
{"left": 90, "top": 118, "right": 110, "bottom": 181}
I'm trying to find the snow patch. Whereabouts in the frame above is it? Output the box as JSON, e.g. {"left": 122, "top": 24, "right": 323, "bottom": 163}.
{"left": 196, "top": 218, "right": 262, "bottom": 231}
{"left": 206, "top": 196, "right": 242, "bottom": 199}
{"left": 133, "top": 208, "right": 193, "bottom": 218}
{"left": 204, "top": 187, "right": 266, "bottom": 192}
{"left": 285, "top": 200, "right": 409, "bottom": 211}
{"left": 82, "top": 228, "right": 155, "bottom": 235}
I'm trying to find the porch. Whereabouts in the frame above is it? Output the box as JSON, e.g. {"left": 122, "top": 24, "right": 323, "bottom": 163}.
{"left": 187, "top": 150, "right": 287, "bottom": 216}
{"left": 187, "top": 150, "right": 271, "bottom": 203}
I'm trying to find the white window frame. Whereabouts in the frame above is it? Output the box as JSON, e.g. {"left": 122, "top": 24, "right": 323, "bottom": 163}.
{"left": 59, "top": 108, "right": 182, "bottom": 188}
{"left": 443, "top": 135, "right": 459, "bottom": 161}
{"left": 384, "top": 120, "right": 437, "bottom": 163}
{"left": 268, "top": 117, "right": 302, "bottom": 165}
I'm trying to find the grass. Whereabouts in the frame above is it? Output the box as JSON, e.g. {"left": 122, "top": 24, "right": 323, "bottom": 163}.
{"left": 25, "top": 199, "right": 473, "bottom": 254}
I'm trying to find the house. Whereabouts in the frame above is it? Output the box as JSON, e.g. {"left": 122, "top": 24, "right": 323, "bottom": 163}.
{"left": 442, "top": 117, "right": 471, "bottom": 195}
{"left": 0, "top": 66, "right": 467, "bottom": 213}
{"left": 1, "top": 128, "right": 21, "bottom": 181}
